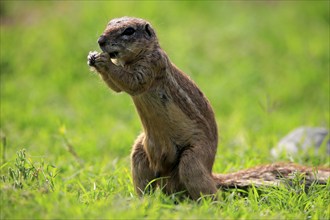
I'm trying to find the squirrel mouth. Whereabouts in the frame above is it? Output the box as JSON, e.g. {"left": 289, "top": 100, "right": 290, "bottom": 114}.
{"left": 109, "top": 51, "right": 119, "bottom": 58}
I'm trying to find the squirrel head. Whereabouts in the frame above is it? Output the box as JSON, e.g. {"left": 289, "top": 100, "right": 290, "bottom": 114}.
{"left": 98, "top": 17, "right": 158, "bottom": 66}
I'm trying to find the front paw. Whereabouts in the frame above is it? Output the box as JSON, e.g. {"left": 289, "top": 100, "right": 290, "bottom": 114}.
{"left": 87, "top": 51, "right": 112, "bottom": 72}
{"left": 87, "top": 51, "right": 99, "bottom": 67}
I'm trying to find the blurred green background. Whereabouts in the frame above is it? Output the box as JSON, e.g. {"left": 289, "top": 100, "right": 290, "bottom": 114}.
{"left": 0, "top": 1, "right": 329, "bottom": 218}
{"left": 1, "top": 1, "right": 328, "bottom": 164}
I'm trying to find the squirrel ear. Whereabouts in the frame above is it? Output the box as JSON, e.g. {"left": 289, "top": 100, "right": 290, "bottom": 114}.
{"left": 145, "top": 23, "right": 153, "bottom": 38}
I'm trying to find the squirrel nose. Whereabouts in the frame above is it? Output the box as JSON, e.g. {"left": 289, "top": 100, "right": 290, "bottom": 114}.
{"left": 98, "top": 35, "right": 107, "bottom": 47}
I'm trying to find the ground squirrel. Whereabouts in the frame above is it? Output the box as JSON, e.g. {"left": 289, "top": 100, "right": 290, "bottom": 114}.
{"left": 87, "top": 17, "right": 330, "bottom": 200}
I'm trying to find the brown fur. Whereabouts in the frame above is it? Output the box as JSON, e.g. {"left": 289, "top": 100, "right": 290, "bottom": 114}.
{"left": 87, "top": 17, "right": 330, "bottom": 200}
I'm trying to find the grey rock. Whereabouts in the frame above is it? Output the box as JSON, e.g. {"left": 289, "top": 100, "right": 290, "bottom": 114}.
{"left": 271, "top": 127, "right": 330, "bottom": 158}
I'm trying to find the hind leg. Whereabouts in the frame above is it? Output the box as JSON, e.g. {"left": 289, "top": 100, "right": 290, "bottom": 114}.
{"left": 131, "top": 133, "right": 157, "bottom": 195}
{"left": 178, "top": 147, "right": 217, "bottom": 200}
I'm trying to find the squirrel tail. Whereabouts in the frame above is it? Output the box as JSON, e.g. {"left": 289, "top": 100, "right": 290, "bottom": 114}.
{"left": 212, "top": 162, "right": 330, "bottom": 189}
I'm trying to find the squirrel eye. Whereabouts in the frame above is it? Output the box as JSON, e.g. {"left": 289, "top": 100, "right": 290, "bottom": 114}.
{"left": 122, "top": 27, "right": 135, "bottom": 36}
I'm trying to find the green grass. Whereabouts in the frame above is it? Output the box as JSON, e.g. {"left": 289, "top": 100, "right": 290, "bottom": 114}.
{"left": 1, "top": 1, "right": 329, "bottom": 219}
